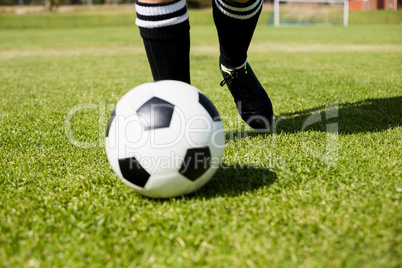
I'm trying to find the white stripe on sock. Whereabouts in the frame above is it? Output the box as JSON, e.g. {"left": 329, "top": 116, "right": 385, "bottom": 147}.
{"left": 135, "top": 12, "right": 189, "bottom": 28}
{"left": 214, "top": 0, "right": 263, "bottom": 20}
{"left": 216, "top": 0, "right": 261, "bottom": 13}
{"left": 135, "top": 0, "right": 186, "bottom": 17}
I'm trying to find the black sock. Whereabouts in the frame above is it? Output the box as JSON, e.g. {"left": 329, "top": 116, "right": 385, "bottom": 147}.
{"left": 136, "top": 0, "right": 190, "bottom": 84}
{"left": 213, "top": 0, "right": 263, "bottom": 69}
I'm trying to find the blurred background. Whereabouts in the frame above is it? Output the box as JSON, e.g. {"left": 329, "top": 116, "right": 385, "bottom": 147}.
{"left": 0, "top": 0, "right": 401, "bottom": 29}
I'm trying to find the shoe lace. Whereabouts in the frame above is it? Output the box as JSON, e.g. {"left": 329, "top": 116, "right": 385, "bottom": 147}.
{"left": 220, "top": 64, "right": 247, "bottom": 87}
{"left": 220, "top": 73, "right": 234, "bottom": 87}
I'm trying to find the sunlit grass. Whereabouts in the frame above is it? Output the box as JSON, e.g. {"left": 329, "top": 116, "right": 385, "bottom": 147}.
{"left": 0, "top": 10, "right": 401, "bottom": 267}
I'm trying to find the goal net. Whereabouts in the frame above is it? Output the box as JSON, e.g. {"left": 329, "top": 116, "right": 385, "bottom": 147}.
{"left": 271, "top": 0, "right": 349, "bottom": 27}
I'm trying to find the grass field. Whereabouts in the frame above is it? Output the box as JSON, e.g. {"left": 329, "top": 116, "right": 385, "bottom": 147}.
{"left": 1, "top": 7, "right": 401, "bottom": 28}
{"left": 0, "top": 10, "right": 401, "bottom": 267}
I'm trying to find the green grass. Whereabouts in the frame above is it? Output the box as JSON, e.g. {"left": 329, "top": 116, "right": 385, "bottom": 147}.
{"left": 349, "top": 10, "right": 402, "bottom": 25}
{"left": 0, "top": 11, "right": 135, "bottom": 29}
{"left": 0, "top": 10, "right": 401, "bottom": 267}
{"left": 1, "top": 9, "right": 402, "bottom": 29}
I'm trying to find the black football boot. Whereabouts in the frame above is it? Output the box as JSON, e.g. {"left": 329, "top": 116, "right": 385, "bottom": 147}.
{"left": 220, "top": 61, "right": 273, "bottom": 130}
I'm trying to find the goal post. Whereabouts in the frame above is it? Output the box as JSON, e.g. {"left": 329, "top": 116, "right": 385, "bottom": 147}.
{"left": 273, "top": 0, "right": 349, "bottom": 27}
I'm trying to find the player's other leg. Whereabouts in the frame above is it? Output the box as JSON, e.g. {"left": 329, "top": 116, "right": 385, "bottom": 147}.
{"left": 136, "top": 0, "right": 190, "bottom": 84}
{"left": 213, "top": 0, "right": 273, "bottom": 130}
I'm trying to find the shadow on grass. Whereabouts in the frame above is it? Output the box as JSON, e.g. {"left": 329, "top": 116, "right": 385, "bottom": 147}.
{"left": 192, "top": 165, "right": 278, "bottom": 199}
{"left": 144, "top": 97, "right": 399, "bottom": 201}
{"left": 275, "top": 96, "right": 401, "bottom": 134}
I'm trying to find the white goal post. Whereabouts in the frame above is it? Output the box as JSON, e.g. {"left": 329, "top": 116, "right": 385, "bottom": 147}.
{"left": 273, "top": 0, "right": 349, "bottom": 27}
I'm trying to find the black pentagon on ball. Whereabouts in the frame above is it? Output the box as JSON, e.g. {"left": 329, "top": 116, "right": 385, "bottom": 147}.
{"left": 179, "top": 147, "right": 212, "bottom": 181}
{"left": 106, "top": 107, "right": 116, "bottom": 137}
{"left": 119, "top": 157, "right": 150, "bottom": 188}
{"left": 198, "top": 92, "right": 221, "bottom": 122}
{"left": 136, "top": 97, "right": 175, "bottom": 131}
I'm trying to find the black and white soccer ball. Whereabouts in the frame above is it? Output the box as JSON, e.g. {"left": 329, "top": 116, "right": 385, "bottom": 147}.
{"left": 105, "top": 80, "right": 225, "bottom": 198}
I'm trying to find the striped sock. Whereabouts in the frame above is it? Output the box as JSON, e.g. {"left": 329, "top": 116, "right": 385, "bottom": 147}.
{"left": 136, "top": 0, "right": 191, "bottom": 83}
{"left": 213, "top": 0, "right": 263, "bottom": 69}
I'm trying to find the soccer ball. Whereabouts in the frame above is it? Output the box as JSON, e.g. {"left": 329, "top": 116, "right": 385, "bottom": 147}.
{"left": 105, "top": 80, "right": 225, "bottom": 198}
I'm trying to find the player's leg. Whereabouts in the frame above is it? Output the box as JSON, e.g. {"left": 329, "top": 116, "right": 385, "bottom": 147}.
{"left": 135, "top": 0, "right": 190, "bottom": 84}
{"left": 213, "top": 0, "right": 273, "bottom": 129}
